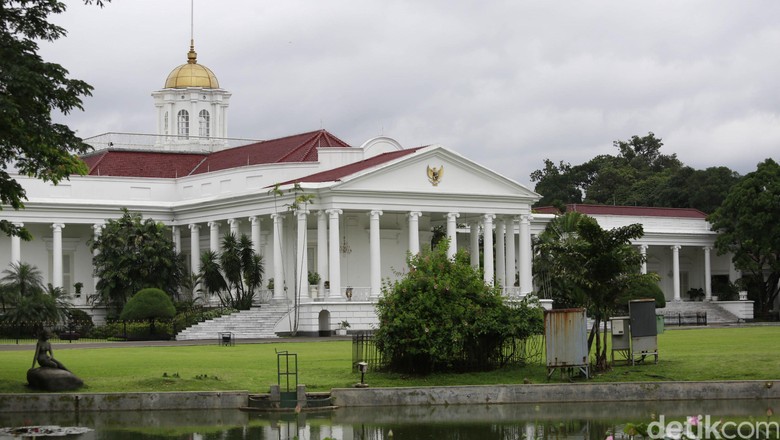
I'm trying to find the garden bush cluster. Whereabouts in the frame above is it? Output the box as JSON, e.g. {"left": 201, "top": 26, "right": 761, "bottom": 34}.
{"left": 374, "top": 241, "right": 543, "bottom": 375}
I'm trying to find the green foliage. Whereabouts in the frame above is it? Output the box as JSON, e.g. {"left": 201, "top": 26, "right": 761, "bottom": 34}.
{"left": 120, "top": 288, "right": 175, "bottom": 336}
{"left": 199, "top": 232, "right": 264, "bottom": 310}
{"left": 709, "top": 158, "right": 780, "bottom": 315}
{"left": 533, "top": 212, "right": 654, "bottom": 370}
{"left": 120, "top": 288, "right": 176, "bottom": 321}
{"left": 91, "top": 209, "right": 185, "bottom": 315}
{"left": 530, "top": 133, "right": 740, "bottom": 213}
{"left": 374, "top": 241, "right": 543, "bottom": 375}
{"left": 0, "top": 0, "right": 110, "bottom": 239}
{"left": 624, "top": 276, "right": 666, "bottom": 309}
{"left": 308, "top": 271, "right": 321, "bottom": 285}
{"left": 0, "top": 261, "right": 70, "bottom": 325}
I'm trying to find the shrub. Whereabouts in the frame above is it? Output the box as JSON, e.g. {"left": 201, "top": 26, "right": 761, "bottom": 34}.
{"left": 120, "top": 288, "right": 175, "bottom": 337}
{"left": 374, "top": 240, "right": 543, "bottom": 375}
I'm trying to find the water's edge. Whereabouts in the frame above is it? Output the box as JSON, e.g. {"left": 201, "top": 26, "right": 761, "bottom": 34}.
{"left": 2, "top": 380, "right": 779, "bottom": 413}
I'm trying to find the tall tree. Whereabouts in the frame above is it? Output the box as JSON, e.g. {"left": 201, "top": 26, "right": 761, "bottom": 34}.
{"left": 90, "top": 209, "right": 184, "bottom": 316}
{"left": 709, "top": 158, "right": 780, "bottom": 316}
{"left": 533, "top": 212, "right": 654, "bottom": 371}
{"left": 0, "top": 0, "right": 110, "bottom": 239}
{"left": 529, "top": 133, "right": 741, "bottom": 213}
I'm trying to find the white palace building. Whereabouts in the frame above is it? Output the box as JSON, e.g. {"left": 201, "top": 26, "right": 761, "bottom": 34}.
{"left": 0, "top": 43, "right": 752, "bottom": 337}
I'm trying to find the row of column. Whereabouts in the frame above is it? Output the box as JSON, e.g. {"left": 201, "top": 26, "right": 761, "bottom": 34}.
{"left": 8, "top": 210, "right": 533, "bottom": 300}
{"left": 639, "top": 244, "right": 715, "bottom": 302}
{"left": 178, "top": 210, "right": 535, "bottom": 300}
{"left": 10, "top": 223, "right": 66, "bottom": 289}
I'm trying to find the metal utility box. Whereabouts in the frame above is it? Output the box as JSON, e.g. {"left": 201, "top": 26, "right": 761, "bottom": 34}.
{"left": 610, "top": 316, "right": 631, "bottom": 363}
{"left": 629, "top": 299, "right": 658, "bottom": 364}
{"left": 545, "top": 308, "right": 589, "bottom": 378}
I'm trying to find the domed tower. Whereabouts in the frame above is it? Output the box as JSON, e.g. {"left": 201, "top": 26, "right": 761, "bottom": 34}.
{"left": 152, "top": 41, "right": 231, "bottom": 151}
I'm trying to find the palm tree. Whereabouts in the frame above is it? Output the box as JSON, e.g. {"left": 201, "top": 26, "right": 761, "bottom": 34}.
{"left": 1, "top": 262, "right": 44, "bottom": 298}
{"left": 199, "top": 232, "right": 264, "bottom": 310}
{"left": 0, "top": 262, "right": 71, "bottom": 327}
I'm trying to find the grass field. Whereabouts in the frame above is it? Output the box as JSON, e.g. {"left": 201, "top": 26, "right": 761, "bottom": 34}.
{"left": 1, "top": 326, "right": 779, "bottom": 394}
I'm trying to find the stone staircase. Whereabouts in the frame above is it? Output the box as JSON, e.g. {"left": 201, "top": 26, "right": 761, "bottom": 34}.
{"left": 660, "top": 300, "right": 740, "bottom": 325}
{"left": 176, "top": 301, "right": 291, "bottom": 340}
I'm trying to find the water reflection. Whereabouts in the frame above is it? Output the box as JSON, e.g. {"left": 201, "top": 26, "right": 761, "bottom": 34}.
{"left": 1, "top": 400, "right": 777, "bottom": 440}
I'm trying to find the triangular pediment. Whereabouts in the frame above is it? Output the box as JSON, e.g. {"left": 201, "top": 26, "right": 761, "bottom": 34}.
{"left": 331, "top": 145, "right": 539, "bottom": 200}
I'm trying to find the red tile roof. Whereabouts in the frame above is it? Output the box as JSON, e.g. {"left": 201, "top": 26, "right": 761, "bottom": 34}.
{"left": 81, "top": 130, "right": 351, "bottom": 178}
{"left": 82, "top": 150, "right": 207, "bottom": 178}
{"left": 277, "top": 146, "right": 425, "bottom": 185}
{"left": 190, "top": 130, "right": 351, "bottom": 175}
{"left": 534, "top": 204, "right": 707, "bottom": 219}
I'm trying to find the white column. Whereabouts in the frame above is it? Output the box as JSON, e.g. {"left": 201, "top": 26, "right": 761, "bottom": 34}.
{"left": 672, "top": 245, "right": 681, "bottom": 301}
{"left": 189, "top": 224, "right": 201, "bottom": 276}
{"left": 515, "top": 217, "right": 522, "bottom": 281}
{"left": 208, "top": 221, "right": 220, "bottom": 252}
{"left": 408, "top": 211, "right": 422, "bottom": 256}
{"left": 496, "top": 219, "right": 506, "bottom": 288}
{"left": 639, "top": 244, "right": 648, "bottom": 274}
{"left": 10, "top": 222, "right": 23, "bottom": 265}
{"left": 519, "top": 214, "right": 533, "bottom": 294}
{"left": 172, "top": 225, "right": 181, "bottom": 253}
{"left": 505, "top": 217, "right": 516, "bottom": 289}
{"left": 446, "top": 212, "right": 459, "bottom": 258}
{"left": 483, "top": 214, "right": 495, "bottom": 285}
{"left": 272, "top": 214, "right": 285, "bottom": 299}
{"left": 470, "top": 221, "right": 480, "bottom": 269}
{"left": 704, "top": 246, "right": 712, "bottom": 301}
{"left": 92, "top": 224, "right": 102, "bottom": 298}
{"left": 317, "top": 211, "right": 329, "bottom": 296}
{"left": 249, "top": 216, "right": 261, "bottom": 254}
{"left": 369, "top": 210, "right": 383, "bottom": 298}
{"left": 228, "top": 218, "right": 240, "bottom": 237}
{"left": 296, "top": 209, "right": 309, "bottom": 300}
{"left": 52, "top": 223, "right": 64, "bottom": 289}
{"left": 327, "top": 209, "right": 342, "bottom": 299}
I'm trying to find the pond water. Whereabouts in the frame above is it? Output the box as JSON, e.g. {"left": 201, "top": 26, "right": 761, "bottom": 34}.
{"left": 1, "top": 399, "right": 779, "bottom": 439}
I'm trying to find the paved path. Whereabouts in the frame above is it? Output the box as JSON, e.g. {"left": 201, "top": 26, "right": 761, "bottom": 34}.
{"left": 0, "top": 336, "right": 351, "bottom": 351}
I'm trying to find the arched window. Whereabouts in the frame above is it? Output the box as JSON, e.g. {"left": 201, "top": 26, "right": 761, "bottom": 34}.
{"left": 198, "top": 109, "right": 210, "bottom": 138}
{"left": 164, "top": 111, "right": 169, "bottom": 136}
{"left": 177, "top": 110, "right": 189, "bottom": 138}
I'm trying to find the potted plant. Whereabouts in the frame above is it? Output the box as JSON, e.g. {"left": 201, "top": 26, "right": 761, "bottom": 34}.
{"left": 267, "top": 278, "right": 274, "bottom": 290}
{"left": 336, "top": 320, "right": 350, "bottom": 336}
{"left": 687, "top": 288, "right": 705, "bottom": 301}
{"left": 73, "top": 282, "right": 84, "bottom": 298}
{"left": 308, "top": 271, "right": 321, "bottom": 297}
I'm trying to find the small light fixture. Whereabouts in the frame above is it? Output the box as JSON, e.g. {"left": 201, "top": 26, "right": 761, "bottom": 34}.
{"left": 355, "top": 362, "right": 369, "bottom": 388}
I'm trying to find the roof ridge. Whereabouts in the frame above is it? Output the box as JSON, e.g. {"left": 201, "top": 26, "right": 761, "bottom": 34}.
{"left": 277, "top": 130, "right": 322, "bottom": 163}
{"left": 85, "top": 150, "right": 108, "bottom": 175}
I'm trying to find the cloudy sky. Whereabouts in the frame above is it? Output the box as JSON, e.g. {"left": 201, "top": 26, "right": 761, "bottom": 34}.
{"left": 43, "top": 0, "right": 780, "bottom": 187}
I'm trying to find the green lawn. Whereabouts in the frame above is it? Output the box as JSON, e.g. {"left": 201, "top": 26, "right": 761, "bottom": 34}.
{"left": 1, "top": 326, "right": 778, "bottom": 394}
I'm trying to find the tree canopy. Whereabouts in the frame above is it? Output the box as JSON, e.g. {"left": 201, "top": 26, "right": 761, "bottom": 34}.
{"left": 90, "top": 209, "right": 185, "bottom": 316}
{"left": 0, "top": 0, "right": 110, "bottom": 239}
{"left": 530, "top": 132, "right": 740, "bottom": 213}
{"left": 374, "top": 240, "right": 543, "bottom": 375}
{"left": 709, "top": 158, "right": 780, "bottom": 316}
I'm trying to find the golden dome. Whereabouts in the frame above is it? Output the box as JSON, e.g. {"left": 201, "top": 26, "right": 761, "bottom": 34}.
{"left": 164, "top": 41, "right": 219, "bottom": 89}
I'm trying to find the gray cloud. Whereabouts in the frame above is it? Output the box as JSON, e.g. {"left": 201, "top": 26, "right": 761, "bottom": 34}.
{"left": 44, "top": 0, "right": 780, "bottom": 187}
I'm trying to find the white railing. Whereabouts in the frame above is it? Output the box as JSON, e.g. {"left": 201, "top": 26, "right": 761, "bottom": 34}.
{"left": 84, "top": 132, "right": 262, "bottom": 153}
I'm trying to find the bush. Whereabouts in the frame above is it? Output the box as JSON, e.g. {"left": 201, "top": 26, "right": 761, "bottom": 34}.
{"left": 374, "top": 240, "right": 543, "bottom": 375}
{"left": 120, "top": 288, "right": 175, "bottom": 337}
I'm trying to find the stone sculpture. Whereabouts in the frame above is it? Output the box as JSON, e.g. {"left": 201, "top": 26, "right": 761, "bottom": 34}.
{"left": 27, "top": 331, "right": 84, "bottom": 391}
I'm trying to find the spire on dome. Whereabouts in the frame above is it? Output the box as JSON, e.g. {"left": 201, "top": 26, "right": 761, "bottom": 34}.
{"left": 187, "top": 39, "right": 197, "bottom": 64}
